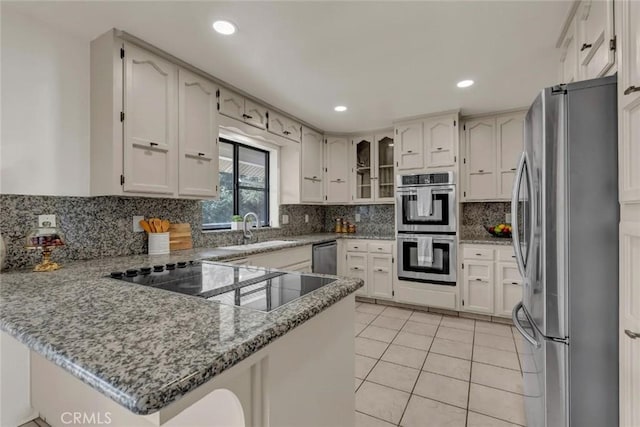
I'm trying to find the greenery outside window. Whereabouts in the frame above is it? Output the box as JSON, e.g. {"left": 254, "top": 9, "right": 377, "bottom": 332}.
{"left": 202, "top": 139, "right": 270, "bottom": 230}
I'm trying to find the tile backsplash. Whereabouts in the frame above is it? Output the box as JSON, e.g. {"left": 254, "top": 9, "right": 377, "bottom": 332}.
{"left": 324, "top": 204, "right": 395, "bottom": 236}
{"left": 0, "top": 196, "right": 325, "bottom": 270}
{"left": 461, "top": 202, "right": 512, "bottom": 239}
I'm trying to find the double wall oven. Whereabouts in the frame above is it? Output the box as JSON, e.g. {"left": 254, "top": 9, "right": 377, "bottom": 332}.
{"left": 396, "top": 172, "right": 457, "bottom": 285}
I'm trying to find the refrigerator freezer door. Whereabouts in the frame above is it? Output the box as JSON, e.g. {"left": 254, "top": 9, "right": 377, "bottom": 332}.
{"left": 514, "top": 303, "right": 567, "bottom": 427}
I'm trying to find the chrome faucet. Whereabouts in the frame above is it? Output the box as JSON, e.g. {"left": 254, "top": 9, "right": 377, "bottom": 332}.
{"left": 242, "top": 212, "right": 259, "bottom": 244}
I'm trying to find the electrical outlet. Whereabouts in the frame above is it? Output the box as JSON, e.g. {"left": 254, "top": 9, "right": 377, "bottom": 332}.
{"left": 133, "top": 215, "right": 145, "bottom": 232}
{"left": 38, "top": 214, "right": 56, "bottom": 227}
{"left": 355, "top": 213, "right": 361, "bottom": 222}
{"left": 505, "top": 213, "right": 512, "bottom": 224}
{"left": 305, "top": 214, "right": 309, "bottom": 223}
{"left": 282, "top": 214, "right": 289, "bottom": 225}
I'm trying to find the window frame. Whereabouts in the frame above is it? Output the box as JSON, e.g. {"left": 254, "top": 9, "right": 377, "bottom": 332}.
{"left": 202, "top": 138, "right": 270, "bottom": 231}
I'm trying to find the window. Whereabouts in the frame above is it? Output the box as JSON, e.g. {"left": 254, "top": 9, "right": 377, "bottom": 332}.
{"left": 202, "top": 139, "right": 270, "bottom": 229}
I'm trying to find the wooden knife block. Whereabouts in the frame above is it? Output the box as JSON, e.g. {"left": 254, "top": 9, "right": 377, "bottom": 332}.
{"left": 168, "top": 223, "right": 193, "bottom": 251}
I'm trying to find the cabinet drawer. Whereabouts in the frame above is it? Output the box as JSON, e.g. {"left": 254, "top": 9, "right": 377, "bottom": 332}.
{"left": 463, "top": 246, "right": 494, "bottom": 261}
{"left": 497, "top": 246, "right": 518, "bottom": 262}
{"left": 368, "top": 242, "right": 393, "bottom": 254}
{"left": 346, "top": 241, "right": 367, "bottom": 252}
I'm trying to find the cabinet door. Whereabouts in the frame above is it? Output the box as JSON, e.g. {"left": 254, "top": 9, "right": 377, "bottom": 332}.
{"left": 395, "top": 122, "right": 424, "bottom": 170}
{"left": 283, "top": 118, "right": 301, "bottom": 142}
{"left": 352, "top": 135, "right": 374, "bottom": 202}
{"left": 123, "top": 43, "right": 177, "bottom": 195}
{"left": 462, "top": 260, "right": 494, "bottom": 314}
{"left": 301, "top": 127, "right": 324, "bottom": 203}
{"left": 346, "top": 253, "right": 368, "bottom": 296}
{"left": 578, "top": 0, "right": 615, "bottom": 80}
{"left": 243, "top": 99, "right": 268, "bottom": 129}
{"left": 464, "top": 119, "right": 496, "bottom": 200}
{"left": 325, "top": 137, "right": 350, "bottom": 203}
{"left": 496, "top": 113, "right": 525, "bottom": 199}
{"left": 369, "top": 253, "right": 393, "bottom": 299}
{"left": 424, "top": 116, "right": 456, "bottom": 168}
{"left": 177, "top": 69, "right": 219, "bottom": 198}
{"left": 218, "top": 88, "right": 244, "bottom": 121}
{"left": 268, "top": 111, "right": 287, "bottom": 136}
{"left": 375, "top": 132, "right": 395, "bottom": 202}
{"left": 619, "top": 0, "right": 640, "bottom": 203}
{"left": 495, "top": 262, "right": 522, "bottom": 317}
{"left": 560, "top": 15, "right": 579, "bottom": 83}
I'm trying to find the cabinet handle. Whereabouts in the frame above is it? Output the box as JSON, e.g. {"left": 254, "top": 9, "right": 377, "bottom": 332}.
{"left": 624, "top": 86, "right": 640, "bottom": 95}
{"left": 352, "top": 267, "right": 360, "bottom": 270}
{"left": 476, "top": 253, "right": 482, "bottom": 256}
{"left": 511, "top": 282, "right": 519, "bottom": 285}
{"left": 283, "top": 130, "right": 291, "bottom": 135}
{"left": 375, "top": 268, "right": 384, "bottom": 272}
{"left": 437, "top": 147, "right": 443, "bottom": 150}
{"left": 353, "top": 246, "right": 359, "bottom": 249}
{"left": 478, "top": 169, "right": 484, "bottom": 173}
{"left": 510, "top": 168, "right": 517, "bottom": 171}
{"left": 242, "top": 113, "right": 253, "bottom": 119}
{"left": 378, "top": 247, "right": 383, "bottom": 250}
{"left": 407, "top": 150, "right": 413, "bottom": 153}
{"left": 580, "top": 43, "right": 593, "bottom": 51}
{"left": 625, "top": 330, "right": 640, "bottom": 339}
{"left": 149, "top": 142, "right": 158, "bottom": 147}
{"left": 475, "top": 278, "right": 483, "bottom": 281}
{"left": 198, "top": 152, "right": 205, "bottom": 157}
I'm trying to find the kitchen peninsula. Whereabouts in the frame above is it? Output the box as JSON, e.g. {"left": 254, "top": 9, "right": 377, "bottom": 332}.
{"left": 0, "top": 240, "right": 363, "bottom": 427}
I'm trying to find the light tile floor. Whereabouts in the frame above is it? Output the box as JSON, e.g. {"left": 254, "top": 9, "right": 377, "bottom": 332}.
{"left": 354, "top": 302, "right": 527, "bottom": 427}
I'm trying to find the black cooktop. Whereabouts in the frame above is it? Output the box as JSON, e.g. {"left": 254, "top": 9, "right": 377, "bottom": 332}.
{"left": 108, "top": 261, "right": 336, "bottom": 312}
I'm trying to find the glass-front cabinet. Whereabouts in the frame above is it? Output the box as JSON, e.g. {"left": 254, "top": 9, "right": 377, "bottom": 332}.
{"left": 351, "top": 130, "right": 395, "bottom": 203}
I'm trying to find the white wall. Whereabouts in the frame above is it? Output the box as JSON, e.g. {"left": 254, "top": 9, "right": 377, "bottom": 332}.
{"left": 1, "top": 7, "right": 90, "bottom": 196}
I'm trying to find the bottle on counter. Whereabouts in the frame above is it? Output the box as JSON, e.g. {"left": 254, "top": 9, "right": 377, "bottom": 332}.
{"left": 341, "top": 219, "right": 348, "bottom": 233}
{"left": 335, "top": 218, "right": 342, "bottom": 233}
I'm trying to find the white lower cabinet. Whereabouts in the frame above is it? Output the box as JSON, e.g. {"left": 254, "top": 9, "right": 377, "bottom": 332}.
{"left": 461, "top": 244, "right": 522, "bottom": 317}
{"left": 343, "top": 240, "right": 394, "bottom": 300}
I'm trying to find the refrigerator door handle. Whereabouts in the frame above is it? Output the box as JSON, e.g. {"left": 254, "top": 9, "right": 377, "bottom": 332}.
{"left": 511, "top": 152, "right": 527, "bottom": 278}
{"left": 512, "top": 301, "right": 541, "bottom": 348}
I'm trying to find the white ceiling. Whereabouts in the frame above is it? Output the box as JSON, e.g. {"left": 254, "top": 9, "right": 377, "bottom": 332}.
{"left": 4, "top": 1, "right": 571, "bottom": 132}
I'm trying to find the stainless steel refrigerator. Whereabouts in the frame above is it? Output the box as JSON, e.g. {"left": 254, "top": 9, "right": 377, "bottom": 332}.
{"left": 511, "top": 75, "right": 619, "bottom": 427}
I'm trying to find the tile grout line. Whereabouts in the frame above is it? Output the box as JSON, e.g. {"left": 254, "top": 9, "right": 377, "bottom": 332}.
{"left": 465, "top": 316, "right": 477, "bottom": 427}
{"left": 395, "top": 314, "right": 443, "bottom": 426}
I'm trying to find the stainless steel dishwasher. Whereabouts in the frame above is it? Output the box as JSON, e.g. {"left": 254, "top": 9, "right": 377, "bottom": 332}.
{"left": 312, "top": 241, "right": 337, "bottom": 275}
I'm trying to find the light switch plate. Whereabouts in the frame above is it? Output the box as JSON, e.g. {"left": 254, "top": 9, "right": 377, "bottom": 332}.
{"left": 355, "top": 213, "right": 361, "bottom": 222}
{"left": 282, "top": 214, "right": 289, "bottom": 225}
{"left": 38, "top": 214, "right": 56, "bottom": 227}
{"left": 304, "top": 214, "right": 309, "bottom": 223}
{"left": 133, "top": 215, "right": 145, "bottom": 232}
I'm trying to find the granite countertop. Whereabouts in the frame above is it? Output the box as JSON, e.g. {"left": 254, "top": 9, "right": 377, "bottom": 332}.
{"left": 0, "top": 233, "right": 366, "bottom": 415}
{"left": 459, "top": 236, "right": 513, "bottom": 246}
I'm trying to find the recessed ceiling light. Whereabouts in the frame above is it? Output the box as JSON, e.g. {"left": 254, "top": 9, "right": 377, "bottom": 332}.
{"left": 457, "top": 79, "right": 474, "bottom": 88}
{"left": 213, "top": 20, "right": 236, "bottom": 35}
{"left": 334, "top": 106, "right": 347, "bottom": 112}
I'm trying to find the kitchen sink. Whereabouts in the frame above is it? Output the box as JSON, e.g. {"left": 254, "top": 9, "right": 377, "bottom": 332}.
{"left": 220, "top": 240, "right": 296, "bottom": 251}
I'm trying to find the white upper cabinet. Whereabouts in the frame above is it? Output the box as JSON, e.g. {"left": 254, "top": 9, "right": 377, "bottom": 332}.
{"left": 352, "top": 135, "right": 374, "bottom": 202}
{"left": 619, "top": 0, "right": 640, "bottom": 203}
{"left": 496, "top": 113, "right": 525, "bottom": 199}
{"left": 394, "top": 121, "right": 424, "bottom": 170}
{"left": 578, "top": 0, "right": 615, "bottom": 80}
{"left": 218, "top": 88, "right": 268, "bottom": 130}
{"left": 325, "top": 137, "right": 350, "bottom": 203}
{"left": 218, "top": 88, "right": 245, "bottom": 121}
{"left": 177, "top": 68, "right": 219, "bottom": 198}
{"left": 462, "top": 112, "right": 524, "bottom": 201}
{"left": 560, "top": 14, "right": 579, "bottom": 83}
{"left": 300, "top": 127, "right": 324, "bottom": 203}
{"left": 374, "top": 132, "right": 395, "bottom": 202}
{"left": 123, "top": 43, "right": 177, "bottom": 195}
{"left": 464, "top": 118, "right": 496, "bottom": 200}
{"left": 243, "top": 98, "right": 268, "bottom": 129}
{"left": 268, "top": 111, "right": 301, "bottom": 142}
{"left": 424, "top": 115, "right": 457, "bottom": 168}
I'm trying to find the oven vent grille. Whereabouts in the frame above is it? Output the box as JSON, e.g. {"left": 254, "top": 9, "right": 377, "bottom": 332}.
{"left": 400, "top": 172, "right": 454, "bottom": 186}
